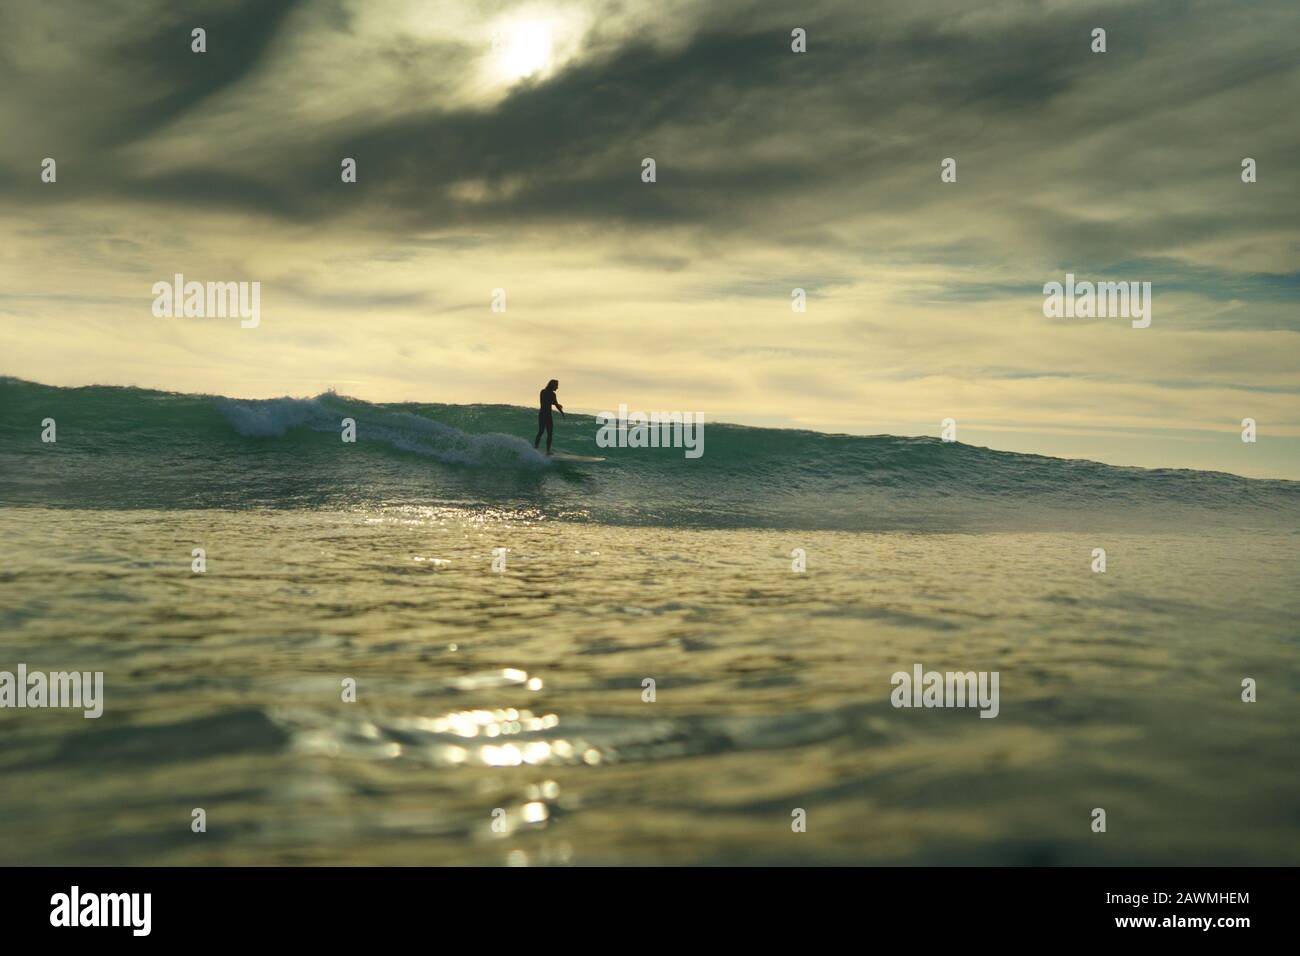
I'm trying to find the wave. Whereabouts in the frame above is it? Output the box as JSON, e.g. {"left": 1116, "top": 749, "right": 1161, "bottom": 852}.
{"left": 2, "top": 377, "right": 1296, "bottom": 530}
{"left": 212, "top": 394, "right": 550, "bottom": 468}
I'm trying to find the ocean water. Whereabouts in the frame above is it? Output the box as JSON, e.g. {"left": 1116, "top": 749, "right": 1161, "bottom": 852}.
{"left": 1, "top": 378, "right": 1298, "bottom": 865}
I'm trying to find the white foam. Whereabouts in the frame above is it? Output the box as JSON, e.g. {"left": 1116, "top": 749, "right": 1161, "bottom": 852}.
{"left": 214, "top": 395, "right": 551, "bottom": 468}
{"left": 215, "top": 397, "right": 325, "bottom": 437}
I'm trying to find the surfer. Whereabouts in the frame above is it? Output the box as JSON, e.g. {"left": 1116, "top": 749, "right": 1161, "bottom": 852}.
{"left": 534, "top": 379, "right": 565, "bottom": 454}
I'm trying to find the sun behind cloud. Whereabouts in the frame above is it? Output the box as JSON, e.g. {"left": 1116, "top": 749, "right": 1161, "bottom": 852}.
{"left": 498, "top": 20, "right": 553, "bottom": 78}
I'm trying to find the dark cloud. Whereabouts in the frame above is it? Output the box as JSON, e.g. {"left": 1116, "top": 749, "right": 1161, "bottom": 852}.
{"left": 3, "top": 0, "right": 1296, "bottom": 280}
{"left": 1, "top": 0, "right": 1297, "bottom": 337}
{"left": 104, "top": 0, "right": 306, "bottom": 145}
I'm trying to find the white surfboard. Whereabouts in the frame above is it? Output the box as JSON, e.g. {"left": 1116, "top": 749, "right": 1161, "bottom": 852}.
{"left": 549, "top": 451, "right": 606, "bottom": 463}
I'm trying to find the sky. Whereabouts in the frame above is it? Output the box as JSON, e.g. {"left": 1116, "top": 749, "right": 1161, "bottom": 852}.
{"left": 1, "top": 0, "right": 1297, "bottom": 478}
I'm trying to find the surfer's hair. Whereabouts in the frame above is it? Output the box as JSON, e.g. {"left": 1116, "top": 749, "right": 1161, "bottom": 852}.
{"left": 546, "top": 379, "right": 559, "bottom": 389}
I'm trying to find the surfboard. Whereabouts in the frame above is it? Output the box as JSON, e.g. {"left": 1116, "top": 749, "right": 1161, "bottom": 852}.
{"left": 549, "top": 451, "right": 606, "bottom": 463}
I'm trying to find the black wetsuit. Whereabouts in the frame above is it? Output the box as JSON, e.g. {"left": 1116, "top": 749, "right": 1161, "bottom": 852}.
{"left": 535, "top": 387, "right": 558, "bottom": 452}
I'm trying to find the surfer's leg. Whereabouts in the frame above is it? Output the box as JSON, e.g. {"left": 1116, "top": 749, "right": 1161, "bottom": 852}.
{"left": 545, "top": 419, "right": 554, "bottom": 453}
{"left": 534, "top": 418, "right": 545, "bottom": 448}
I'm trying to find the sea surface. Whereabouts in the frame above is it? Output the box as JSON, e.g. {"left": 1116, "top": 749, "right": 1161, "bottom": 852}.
{"left": 1, "top": 377, "right": 1298, "bottom": 865}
